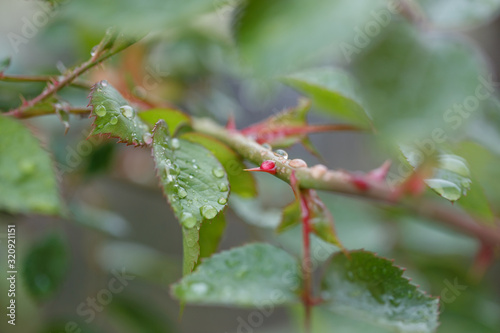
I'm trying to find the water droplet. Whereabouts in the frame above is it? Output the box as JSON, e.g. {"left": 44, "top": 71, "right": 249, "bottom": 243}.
{"left": 109, "top": 116, "right": 118, "bottom": 125}
{"left": 289, "top": 158, "right": 307, "bottom": 168}
{"left": 178, "top": 187, "right": 188, "bottom": 199}
{"left": 143, "top": 132, "right": 153, "bottom": 145}
{"left": 212, "top": 167, "right": 225, "bottom": 178}
{"left": 181, "top": 212, "right": 197, "bottom": 228}
{"left": 189, "top": 175, "right": 194, "bottom": 179}
{"left": 274, "top": 149, "right": 288, "bottom": 159}
{"left": 190, "top": 282, "right": 209, "bottom": 295}
{"left": 193, "top": 164, "right": 199, "bottom": 170}
{"left": 100, "top": 80, "right": 108, "bottom": 87}
{"left": 90, "top": 45, "right": 98, "bottom": 56}
{"left": 94, "top": 105, "right": 106, "bottom": 117}
{"left": 262, "top": 143, "right": 272, "bottom": 150}
{"left": 218, "top": 183, "right": 228, "bottom": 192}
{"left": 218, "top": 197, "right": 227, "bottom": 205}
{"left": 200, "top": 204, "right": 217, "bottom": 219}
{"left": 171, "top": 138, "right": 180, "bottom": 150}
{"left": 120, "top": 105, "right": 134, "bottom": 119}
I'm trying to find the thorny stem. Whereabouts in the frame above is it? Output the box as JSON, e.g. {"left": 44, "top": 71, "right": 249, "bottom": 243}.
{"left": 290, "top": 171, "right": 313, "bottom": 333}
{"left": 3, "top": 30, "right": 137, "bottom": 118}
{"left": 0, "top": 74, "right": 91, "bottom": 89}
{"left": 192, "top": 117, "right": 500, "bottom": 246}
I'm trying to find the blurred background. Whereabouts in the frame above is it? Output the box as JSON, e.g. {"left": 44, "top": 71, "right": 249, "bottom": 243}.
{"left": 0, "top": 0, "right": 500, "bottom": 332}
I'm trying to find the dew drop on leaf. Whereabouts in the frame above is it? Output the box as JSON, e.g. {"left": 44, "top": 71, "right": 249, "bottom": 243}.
{"left": 100, "top": 80, "right": 108, "bottom": 87}
{"left": 143, "top": 132, "right": 153, "bottom": 145}
{"left": 274, "top": 149, "right": 288, "bottom": 159}
{"left": 200, "top": 204, "right": 217, "bottom": 219}
{"left": 218, "top": 197, "right": 227, "bottom": 205}
{"left": 94, "top": 105, "right": 107, "bottom": 117}
{"left": 109, "top": 116, "right": 118, "bottom": 125}
{"left": 171, "top": 138, "right": 180, "bottom": 150}
{"left": 181, "top": 212, "right": 197, "bottom": 228}
{"left": 190, "top": 282, "right": 209, "bottom": 295}
{"left": 218, "top": 183, "right": 228, "bottom": 192}
{"left": 178, "top": 187, "right": 188, "bottom": 199}
{"left": 212, "top": 167, "right": 225, "bottom": 178}
{"left": 90, "top": 45, "right": 98, "bottom": 56}
{"left": 120, "top": 105, "right": 134, "bottom": 119}
{"left": 262, "top": 143, "right": 272, "bottom": 150}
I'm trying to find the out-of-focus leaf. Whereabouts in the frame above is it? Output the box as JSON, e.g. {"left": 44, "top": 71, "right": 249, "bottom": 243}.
{"left": 456, "top": 141, "right": 500, "bottom": 215}
{"left": 22, "top": 233, "right": 69, "bottom": 301}
{"left": 152, "top": 120, "right": 229, "bottom": 274}
{"left": 0, "top": 116, "right": 62, "bottom": 215}
{"left": 171, "top": 243, "right": 301, "bottom": 306}
{"left": 401, "top": 146, "right": 472, "bottom": 202}
{"left": 276, "top": 200, "right": 301, "bottom": 233}
{"left": 61, "top": 0, "right": 224, "bottom": 35}
{"left": 139, "top": 108, "right": 192, "bottom": 135}
{"left": 89, "top": 81, "right": 150, "bottom": 145}
{"left": 353, "top": 22, "right": 490, "bottom": 141}
{"left": 321, "top": 251, "right": 439, "bottom": 333}
{"left": 198, "top": 213, "right": 226, "bottom": 262}
{"left": 70, "top": 203, "right": 130, "bottom": 237}
{"left": 98, "top": 241, "right": 180, "bottom": 284}
{"left": 0, "top": 56, "right": 11, "bottom": 72}
{"left": 233, "top": 0, "right": 386, "bottom": 76}
{"left": 108, "top": 295, "right": 174, "bottom": 333}
{"left": 230, "top": 195, "right": 281, "bottom": 228}
{"left": 241, "top": 98, "right": 353, "bottom": 154}
{"left": 418, "top": 0, "right": 500, "bottom": 29}
{"left": 283, "top": 69, "right": 371, "bottom": 127}
{"left": 181, "top": 132, "right": 257, "bottom": 198}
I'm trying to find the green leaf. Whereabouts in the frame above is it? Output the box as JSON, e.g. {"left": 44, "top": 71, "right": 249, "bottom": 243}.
{"left": 401, "top": 146, "right": 472, "bottom": 202}
{"left": 139, "top": 108, "right": 192, "bottom": 135}
{"left": 0, "top": 116, "right": 62, "bottom": 215}
{"left": 353, "top": 22, "right": 490, "bottom": 141}
{"left": 182, "top": 226, "right": 200, "bottom": 276}
{"left": 89, "top": 81, "right": 150, "bottom": 145}
{"left": 233, "top": 0, "right": 386, "bottom": 76}
{"left": 181, "top": 132, "right": 257, "bottom": 198}
{"left": 152, "top": 120, "right": 229, "bottom": 274}
{"left": 276, "top": 200, "right": 301, "bottom": 233}
{"left": 61, "top": 0, "right": 224, "bottom": 35}
{"left": 321, "top": 251, "right": 439, "bottom": 333}
{"left": 455, "top": 141, "right": 500, "bottom": 218}
{"left": 198, "top": 213, "right": 226, "bottom": 261}
{"left": 171, "top": 243, "right": 302, "bottom": 306}
{"left": 0, "top": 56, "right": 11, "bottom": 72}
{"left": 417, "top": 0, "right": 500, "bottom": 29}
{"left": 283, "top": 68, "right": 371, "bottom": 127}
{"left": 22, "top": 233, "right": 69, "bottom": 301}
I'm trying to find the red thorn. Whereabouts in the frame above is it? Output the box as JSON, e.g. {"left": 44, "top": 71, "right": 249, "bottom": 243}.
{"left": 367, "top": 160, "right": 392, "bottom": 182}
{"left": 244, "top": 160, "right": 276, "bottom": 175}
{"left": 351, "top": 175, "right": 370, "bottom": 192}
{"left": 226, "top": 114, "right": 236, "bottom": 131}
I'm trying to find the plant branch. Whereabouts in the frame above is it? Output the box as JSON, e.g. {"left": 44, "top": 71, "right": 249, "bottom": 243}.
{"left": 192, "top": 117, "right": 500, "bottom": 246}
{"left": 0, "top": 74, "right": 91, "bottom": 89}
{"left": 4, "top": 30, "right": 137, "bottom": 118}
